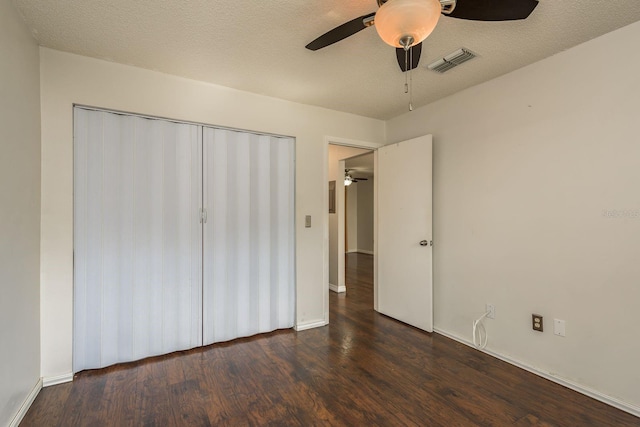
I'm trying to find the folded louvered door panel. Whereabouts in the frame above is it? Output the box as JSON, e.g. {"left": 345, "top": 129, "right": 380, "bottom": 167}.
{"left": 73, "top": 108, "right": 202, "bottom": 372}
{"left": 202, "top": 128, "right": 295, "bottom": 345}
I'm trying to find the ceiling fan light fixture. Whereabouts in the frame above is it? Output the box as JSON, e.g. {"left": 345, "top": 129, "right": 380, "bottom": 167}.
{"left": 344, "top": 175, "right": 353, "bottom": 186}
{"left": 375, "top": 0, "right": 442, "bottom": 48}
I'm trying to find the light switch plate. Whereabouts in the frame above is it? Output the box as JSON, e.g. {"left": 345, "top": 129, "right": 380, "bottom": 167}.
{"left": 305, "top": 215, "right": 311, "bottom": 228}
{"left": 554, "top": 319, "right": 566, "bottom": 337}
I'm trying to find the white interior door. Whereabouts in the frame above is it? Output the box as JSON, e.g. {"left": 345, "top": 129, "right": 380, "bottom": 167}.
{"left": 376, "top": 135, "right": 433, "bottom": 332}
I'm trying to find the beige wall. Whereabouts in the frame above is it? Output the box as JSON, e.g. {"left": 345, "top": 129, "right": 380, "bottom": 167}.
{"left": 345, "top": 185, "right": 358, "bottom": 252}
{"left": 0, "top": 1, "right": 42, "bottom": 424}
{"left": 356, "top": 179, "right": 374, "bottom": 253}
{"left": 39, "top": 48, "right": 385, "bottom": 380}
{"left": 387, "top": 21, "right": 640, "bottom": 411}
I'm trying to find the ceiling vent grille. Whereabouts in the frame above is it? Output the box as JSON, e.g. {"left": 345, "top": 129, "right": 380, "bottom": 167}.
{"left": 427, "top": 48, "right": 477, "bottom": 73}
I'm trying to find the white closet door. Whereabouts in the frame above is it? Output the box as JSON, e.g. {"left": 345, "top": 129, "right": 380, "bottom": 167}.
{"left": 202, "top": 128, "right": 295, "bottom": 345}
{"left": 73, "top": 108, "right": 202, "bottom": 372}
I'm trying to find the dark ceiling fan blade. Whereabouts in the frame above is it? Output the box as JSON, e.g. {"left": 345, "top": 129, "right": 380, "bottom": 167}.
{"left": 353, "top": 178, "right": 368, "bottom": 181}
{"left": 396, "top": 42, "right": 422, "bottom": 72}
{"left": 448, "top": 0, "right": 538, "bottom": 21}
{"left": 305, "top": 12, "right": 376, "bottom": 51}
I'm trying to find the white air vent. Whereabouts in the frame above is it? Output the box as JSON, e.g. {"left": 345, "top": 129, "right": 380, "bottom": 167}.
{"left": 427, "top": 48, "right": 477, "bottom": 73}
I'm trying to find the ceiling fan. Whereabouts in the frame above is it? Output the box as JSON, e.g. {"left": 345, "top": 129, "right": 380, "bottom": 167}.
{"left": 345, "top": 169, "right": 369, "bottom": 186}
{"left": 306, "top": 0, "right": 539, "bottom": 72}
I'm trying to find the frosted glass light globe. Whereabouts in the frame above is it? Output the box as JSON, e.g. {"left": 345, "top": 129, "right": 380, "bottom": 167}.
{"left": 375, "top": 0, "right": 442, "bottom": 48}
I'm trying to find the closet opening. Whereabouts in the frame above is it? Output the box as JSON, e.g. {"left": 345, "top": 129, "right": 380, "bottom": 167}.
{"left": 73, "top": 106, "right": 296, "bottom": 372}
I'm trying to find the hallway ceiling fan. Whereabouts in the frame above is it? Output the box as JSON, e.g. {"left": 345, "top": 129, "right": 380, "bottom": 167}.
{"left": 345, "top": 169, "right": 369, "bottom": 186}
{"left": 306, "top": 0, "right": 539, "bottom": 72}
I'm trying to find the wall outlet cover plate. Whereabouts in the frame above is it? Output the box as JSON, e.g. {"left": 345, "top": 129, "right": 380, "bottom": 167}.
{"left": 532, "top": 314, "right": 543, "bottom": 332}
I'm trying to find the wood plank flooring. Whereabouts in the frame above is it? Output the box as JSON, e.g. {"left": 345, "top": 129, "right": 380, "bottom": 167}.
{"left": 22, "top": 253, "right": 640, "bottom": 426}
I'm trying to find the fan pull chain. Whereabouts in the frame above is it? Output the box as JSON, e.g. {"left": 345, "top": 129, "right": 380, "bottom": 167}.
{"left": 398, "top": 36, "right": 416, "bottom": 112}
{"left": 404, "top": 49, "right": 409, "bottom": 94}
{"left": 409, "top": 46, "right": 414, "bottom": 111}
{"left": 403, "top": 46, "right": 414, "bottom": 111}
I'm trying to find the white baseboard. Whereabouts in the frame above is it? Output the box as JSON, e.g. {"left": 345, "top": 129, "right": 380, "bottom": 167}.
{"left": 356, "top": 249, "right": 374, "bottom": 255}
{"left": 43, "top": 372, "right": 73, "bottom": 387}
{"left": 9, "top": 377, "right": 42, "bottom": 427}
{"left": 295, "top": 320, "right": 328, "bottom": 331}
{"left": 434, "top": 328, "right": 640, "bottom": 418}
{"left": 345, "top": 249, "right": 358, "bottom": 254}
{"left": 329, "top": 283, "right": 346, "bottom": 293}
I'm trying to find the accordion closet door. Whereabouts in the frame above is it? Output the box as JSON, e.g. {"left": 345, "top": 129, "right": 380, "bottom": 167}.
{"left": 73, "top": 108, "right": 202, "bottom": 372}
{"left": 73, "top": 107, "right": 295, "bottom": 372}
{"left": 202, "top": 128, "right": 295, "bottom": 345}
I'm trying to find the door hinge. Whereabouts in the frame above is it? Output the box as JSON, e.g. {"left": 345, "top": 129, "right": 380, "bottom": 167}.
{"left": 199, "top": 208, "right": 208, "bottom": 223}
{"left": 430, "top": 240, "right": 433, "bottom": 247}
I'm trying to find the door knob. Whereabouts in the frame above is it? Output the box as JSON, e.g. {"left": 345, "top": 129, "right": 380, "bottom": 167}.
{"left": 419, "top": 240, "right": 429, "bottom": 246}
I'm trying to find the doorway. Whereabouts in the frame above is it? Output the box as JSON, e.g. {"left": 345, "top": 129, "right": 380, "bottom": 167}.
{"left": 343, "top": 152, "right": 375, "bottom": 310}
{"left": 324, "top": 137, "right": 382, "bottom": 326}
{"left": 323, "top": 135, "right": 434, "bottom": 332}
{"left": 327, "top": 145, "right": 372, "bottom": 294}
{"left": 344, "top": 152, "right": 375, "bottom": 259}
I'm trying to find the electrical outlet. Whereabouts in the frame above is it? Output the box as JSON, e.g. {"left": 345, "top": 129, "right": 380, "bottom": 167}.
{"left": 532, "top": 314, "right": 543, "bottom": 332}
{"left": 486, "top": 304, "right": 495, "bottom": 319}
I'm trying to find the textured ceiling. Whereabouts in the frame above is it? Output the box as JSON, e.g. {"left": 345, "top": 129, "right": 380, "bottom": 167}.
{"left": 12, "top": 0, "right": 640, "bottom": 120}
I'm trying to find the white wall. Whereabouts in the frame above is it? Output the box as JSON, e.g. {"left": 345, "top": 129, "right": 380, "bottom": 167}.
{"left": 387, "top": 21, "right": 640, "bottom": 411}
{"left": 39, "top": 48, "right": 385, "bottom": 380}
{"left": 327, "top": 145, "right": 370, "bottom": 288}
{"left": 0, "top": 2, "right": 42, "bottom": 424}
{"left": 356, "top": 179, "right": 374, "bottom": 253}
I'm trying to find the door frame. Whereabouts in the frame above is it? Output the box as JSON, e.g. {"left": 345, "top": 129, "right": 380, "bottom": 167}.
{"left": 323, "top": 136, "right": 382, "bottom": 324}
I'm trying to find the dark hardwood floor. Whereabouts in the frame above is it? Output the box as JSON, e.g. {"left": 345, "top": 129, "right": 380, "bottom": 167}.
{"left": 22, "top": 253, "right": 640, "bottom": 426}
